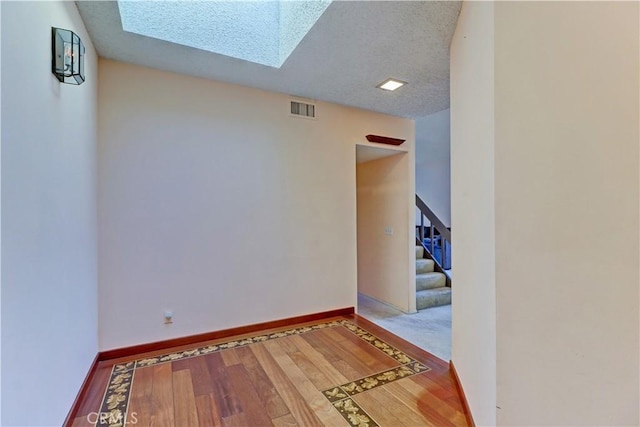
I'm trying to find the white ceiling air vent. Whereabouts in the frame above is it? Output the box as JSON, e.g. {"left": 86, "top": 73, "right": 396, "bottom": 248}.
{"left": 290, "top": 100, "right": 316, "bottom": 119}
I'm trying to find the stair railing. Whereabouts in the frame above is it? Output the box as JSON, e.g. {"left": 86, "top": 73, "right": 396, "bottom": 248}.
{"left": 416, "top": 194, "right": 451, "bottom": 284}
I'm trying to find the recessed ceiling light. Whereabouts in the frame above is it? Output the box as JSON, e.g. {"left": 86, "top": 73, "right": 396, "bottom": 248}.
{"left": 377, "top": 78, "right": 406, "bottom": 91}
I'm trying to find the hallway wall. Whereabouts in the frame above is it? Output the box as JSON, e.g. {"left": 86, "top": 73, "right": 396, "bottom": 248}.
{"left": 97, "top": 60, "right": 415, "bottom": 350}
{"left": 1, "top": 2, "right": 99, "bottom": 425}
{"left": 493, "top": 2, "right": 639, "bottom": 424}
{"left": 450, "top": 2, "right": 496, "bottom": 425}
{"left": 415, "top": 109, "right": 450, "bottom": 227}
{"left": 451, "top": 1, "right": 640, "bottom": 425}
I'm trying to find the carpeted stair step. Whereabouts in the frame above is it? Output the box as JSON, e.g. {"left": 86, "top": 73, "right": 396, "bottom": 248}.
{"left": 416, "top": 272, "right": 446, "bottom": 291}
{"left": 416, "top": 258, "right": 435, "bottom": 274}
{"left": 416, "top": 245, "right": 424, "bottom": 259}
{"left": 416, "top": 286, "right": 452, "bottom": 310}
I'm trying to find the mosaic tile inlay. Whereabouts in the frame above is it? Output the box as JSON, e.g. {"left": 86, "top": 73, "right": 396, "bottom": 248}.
{"left": 323, "top": 362, "right": 429, "bottom": 402}
{"left": 97, "top": 319, "right": 431, "bottom": 427}
{"left": 333, "top": 398, "right": 380, "bottom": 427}
{"left": 97, "top": 362, "right": 135, "bottom": 427}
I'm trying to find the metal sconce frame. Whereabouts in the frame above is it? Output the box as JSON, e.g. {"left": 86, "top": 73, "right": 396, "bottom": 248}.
{"left": 51, "top": 27, "right": 85, "bottom": 85}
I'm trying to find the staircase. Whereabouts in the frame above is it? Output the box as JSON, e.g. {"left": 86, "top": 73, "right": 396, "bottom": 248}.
{"left": 416, "top": 245, "right": 451, "bottom": 309}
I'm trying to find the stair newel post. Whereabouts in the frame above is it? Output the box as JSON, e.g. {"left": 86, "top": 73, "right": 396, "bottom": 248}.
{"left": 429, "top": 224, "right": 435, "bottom": 255}
{"left": 441, "top": 238, "right": 446, "bottom": 270}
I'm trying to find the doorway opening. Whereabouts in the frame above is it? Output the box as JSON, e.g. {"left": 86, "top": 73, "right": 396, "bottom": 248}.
{"left": 355, "top": 144, "right": 412, "bottom": 312}
{"left": 355, "top": 144, "right": 452, "bottom": 361}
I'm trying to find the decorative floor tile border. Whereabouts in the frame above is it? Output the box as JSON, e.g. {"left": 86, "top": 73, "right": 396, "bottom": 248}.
{"left": 322, "top": 361, "right": 429, "bottom": 402}
{"left": 135, "top": 320, "right": 344, "bottom": 369}
{"left": 333, "top": 398, "right": 380, "bottom": 427}
{"left": 340, "top": 321, "right": 417, "bottom": 365}
{"left": 320, "top": 356, "right": 430, "bottom": 426}
{"left": 97, "top": 363, "right": 135, "bottom": 427}
{"left": 97, "top": 319, "right": 430, "bottom": 427}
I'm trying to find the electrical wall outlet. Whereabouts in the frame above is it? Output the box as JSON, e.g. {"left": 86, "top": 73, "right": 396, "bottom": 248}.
{"left": 384, "top": 227, "right": 393, "bottom": 235}
{"left": 164, "top": 310, "right": 173, "bottom": 324}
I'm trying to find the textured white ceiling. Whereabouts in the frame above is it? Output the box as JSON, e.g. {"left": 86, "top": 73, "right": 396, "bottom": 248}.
{"left": 117, "top": 1, "right": 332, "bottom": 68}
{"left": 76, "top": 1, "right": 461, "bottom": 118}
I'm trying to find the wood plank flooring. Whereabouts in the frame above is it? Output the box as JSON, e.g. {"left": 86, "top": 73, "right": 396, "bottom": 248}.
{"left": 70, "top": 315, "right": 469, "bottom": 427}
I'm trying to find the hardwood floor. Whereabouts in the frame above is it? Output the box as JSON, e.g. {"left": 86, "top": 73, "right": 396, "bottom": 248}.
{"left": 70, "top": 315, "right": 469, "bottom": 427}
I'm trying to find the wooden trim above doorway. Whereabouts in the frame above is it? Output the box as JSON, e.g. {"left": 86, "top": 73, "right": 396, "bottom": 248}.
{"left": 365, "top": 134, "right": 406, "bottom": 146}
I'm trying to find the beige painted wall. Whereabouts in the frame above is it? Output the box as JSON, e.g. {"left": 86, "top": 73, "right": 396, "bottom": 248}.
{"left": 494, "top": 2, "right": 639, "bottom": 425}
{"left": 1, "top": 2, "right": 98, "bottom": 424}
{"left": 452, "top": 1, "right": 639, "bottom": 425}
{"left": 450, "top": 2, "right": 497, "bottom": 426}
{"left": 98, "top": 59, "right": 414, "bottom": 350}
{"left": 416, "top": 109, "right": 451, "bottom": 227}
{"left": 0, "top": 4, "right": 3, "bottom": 423}
{"left": 356, "top": 153, "right": 415, "bottom": 312}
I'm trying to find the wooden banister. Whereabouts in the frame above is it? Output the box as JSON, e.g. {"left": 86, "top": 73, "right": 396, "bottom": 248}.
{"left": 415, "top": 194, "right": 451, "bottom": 242}
{"left": 416, "top": 194, "right": 451, "bottom": 279}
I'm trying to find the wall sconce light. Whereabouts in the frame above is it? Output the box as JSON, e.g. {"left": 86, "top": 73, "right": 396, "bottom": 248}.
{"left": 51, "top": 27, "right": 85, "bottom": 85}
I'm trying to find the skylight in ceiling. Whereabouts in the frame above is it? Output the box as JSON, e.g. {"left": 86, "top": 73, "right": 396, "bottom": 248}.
{"left": 117, "top": 1, "right": 332, "bottom": 68}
